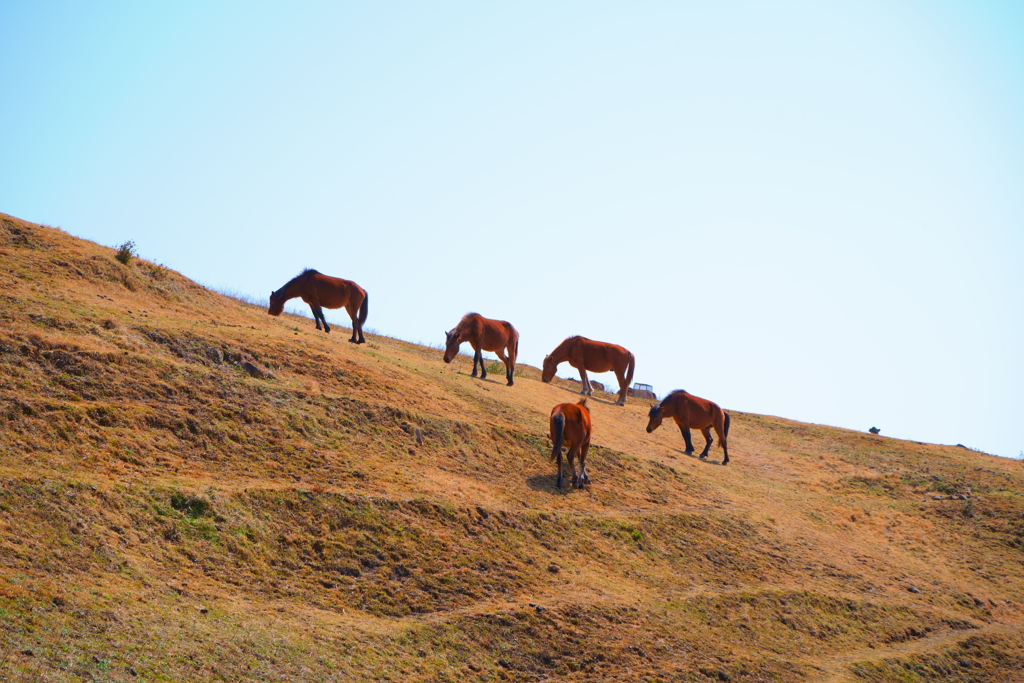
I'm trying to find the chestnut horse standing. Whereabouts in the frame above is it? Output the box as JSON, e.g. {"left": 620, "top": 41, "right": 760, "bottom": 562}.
{"left": 268, "top": 269, "right": 368, "bottom": 344}
{"left": 443, "top": 313, "right": 519, "bottom": 386}
{"left": 541, "top": 336, "right": 635, "bottom": 405}
{"left": 549, "top": 398, "right": 592, "bottom": 489}
{"left": 646, "top": 390, "right": 731, "bottom": 464}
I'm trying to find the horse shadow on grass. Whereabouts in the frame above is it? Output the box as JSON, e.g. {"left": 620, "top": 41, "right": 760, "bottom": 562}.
{"left": 456, "top": 372, "right": 505, "bottom": 386}
{"left": 672, "top": 448, "right": 727, "bottom": 466}
{"left": 550, "top": 383, "right": 618, "bottom": 406}
{"left": 526, "top": 474, "right": 577, "bottom": 495}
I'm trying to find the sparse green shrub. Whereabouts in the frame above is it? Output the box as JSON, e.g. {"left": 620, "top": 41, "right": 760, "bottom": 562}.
{"left": 115, "top": 240, "right": 137, "bottom": 265}
{"left": 170, "top": 492, "right": 211, "bottom": 518}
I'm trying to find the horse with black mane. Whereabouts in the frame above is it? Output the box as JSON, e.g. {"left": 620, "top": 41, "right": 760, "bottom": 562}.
{"left": 443, "top": 313, "right": 519, "bottom": 386}
{"left": 646, "top": 389, "right": 731, "bottom": 464}
{"left": 549, "top": 398, "right": 592, "bottom": 489}
{"left": 268, "top": 269, "right": 368, "bottom": 344}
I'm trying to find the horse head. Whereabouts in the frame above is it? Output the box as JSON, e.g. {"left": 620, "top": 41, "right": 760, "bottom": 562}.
{"left": 442, "top": 330, "right": 461, "bottom": 363}
{"left": 541, "top": 355, "right": 556, "bottom": 383}
{"left": 268, "top": 289, "right": 285, "bottom": 316}
{"left": 646, "top": 403, "right": 664, "bottom": 433}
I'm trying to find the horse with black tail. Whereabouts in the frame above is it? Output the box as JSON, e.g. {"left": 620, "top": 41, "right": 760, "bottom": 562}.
{"left": 646, "top": 390, "right": 731, "bottom": 464}
{"left": 549, "top": 398, "right": 592, "bottom": 489}
{"left": 268, "top": 269, "right": 368, "bottom": 344}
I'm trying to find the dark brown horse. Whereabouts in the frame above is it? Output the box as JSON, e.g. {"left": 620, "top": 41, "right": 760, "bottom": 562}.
{"left": 646, "top": 390, "right": 731, "bottom": 464}
{"left": 550, "top": 398, "right": 592, "bottom": 489}
{"left": 268, "top": 269, "right": 368, "bottom": 344}
{"left": 541, "top": 336, "right": 635, "bottom": 405}
{"left": 443, "top": 313, "right": 519, "bottom": 386}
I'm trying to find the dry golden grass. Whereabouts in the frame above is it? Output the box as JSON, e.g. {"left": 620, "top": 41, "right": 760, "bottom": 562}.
{"left": 1, "top": 212, "right": 1023, "bottom": 682}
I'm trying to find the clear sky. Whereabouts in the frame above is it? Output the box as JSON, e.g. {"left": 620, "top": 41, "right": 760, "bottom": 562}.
{"left": 2, "top": 2, "right": 1022, "bottom": 457}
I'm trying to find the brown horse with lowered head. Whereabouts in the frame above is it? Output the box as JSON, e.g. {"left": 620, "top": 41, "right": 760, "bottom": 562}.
{"left": 550, "top": 398, "right": 592, "bottom": 489}
{"left": 443, "top": 313, "right": 519, "bottom": 386}
{"left": 646, "top": 390, "right": 731, "bottom": 464}
{"left": 541, "top": 336, "right": 635, "bottom": 405}
{"left": 268, "top": 269, "right": 368, "bottom": 344}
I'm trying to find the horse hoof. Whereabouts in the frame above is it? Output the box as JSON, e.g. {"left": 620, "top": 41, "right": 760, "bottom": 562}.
{"left": 506, "top": 381, "right": 514, "bottom": 387}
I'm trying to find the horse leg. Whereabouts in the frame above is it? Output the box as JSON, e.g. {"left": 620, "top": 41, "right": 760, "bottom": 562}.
{"left": 495, "top": 347, "right": 513, "bottom": 387}
{"left": 679, "top": 425, "right": 695, "bottom": 455}
{"left": 699, "top": 426, "right": 714, "bottom": 458}
{"left": 579, "top": 367, "right": 591, "bottom": 395}
{"left": 613, "top": 367, "right": 627, "bottom": 406}
{"left": 345, "top": 303, "right": 359, "bottom": 343}
{"left": 478, "top": 347, "right": 488, "bottom": 380}
{"left": 568, "top": 446, "right": 579, "bottom": 489}
{"left": 578, "top": 440, "right": 591, "bottom": 488}
{"left": 309, "top": 304, "right": 323, "bottom": 331}
{"left": 555, "top": 447, "right": 564, "bottom": 489}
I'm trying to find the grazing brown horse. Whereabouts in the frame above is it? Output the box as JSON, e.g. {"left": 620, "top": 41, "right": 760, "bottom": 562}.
{"left": 646, "top": 390, "right": 731, "bottom": 464}
{"left": 268, "top": 269, "right": 368, "bottom": 344}
{"left": 549, "top": 398, "right": 592, "bottom": 489}
{"left": 443, "top": 313, "right": 519, "bottom": 386}
{"left": 541, "top": 336, "right": 635, "bottom": 405}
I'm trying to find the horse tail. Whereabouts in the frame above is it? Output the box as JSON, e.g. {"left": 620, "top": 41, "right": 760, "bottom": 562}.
{"left": 358, "top": 291, "right": 369, "bottom": 326}
{"left": 510, "top": 324, "right": 520, "bottom": 364}
{"left": 550, "top": 413, "right": 565, "bottom": 462}
{"left": 724, "top": 411, "right": 731, "bottom": 439}
{"left": 625, "top": 351, "right": 636, "bottom": 388}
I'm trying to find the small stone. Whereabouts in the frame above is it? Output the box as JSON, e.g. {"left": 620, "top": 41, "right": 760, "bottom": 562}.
{"left": 22, "top": 649, "right": 33, "bottom": 656}
{"left": 547, "top": 563, "right": 560, "bottom": 573}
{"left": 199, "top": 606, "right": 209, "bottom": 614}
{"left": 529, "top": 603, "right": 537, "bottom": 607}
{"left": 536, "top": 605, "right": 545, "bottom": 612}
{"left": 907, "top": 586, "right": 921, "bottom": 594}
{"left": 241, "top": 362, "right": 271, "bottom": 379}
{"left": 129, "top": 668, "right": 138, "bottom": 676}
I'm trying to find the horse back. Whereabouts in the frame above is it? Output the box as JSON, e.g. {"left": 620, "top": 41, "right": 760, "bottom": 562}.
{"left": 308, "top": 272, "right": 364, "bottom": 308}
{"left": 552, "top": 401, "right": 592, "bottom": 445}
{"left": 671, "top": 392, "right": 723, "bottom": 429}
{"left": 577, "top": 337, "right": 631, "bottom": 372}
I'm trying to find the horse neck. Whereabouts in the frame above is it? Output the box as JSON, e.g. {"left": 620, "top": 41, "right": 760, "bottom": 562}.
{"left": 455, "top": 316, "right": 477, "bottom": 339}
{"left": 664, "top": 393, "right": 686, "bottom": 419}
{"left": 277, "top": 277, "right": 305, "bottom": 302}
{"left": 550, "top": 337, "right": 575, "bottom": 362}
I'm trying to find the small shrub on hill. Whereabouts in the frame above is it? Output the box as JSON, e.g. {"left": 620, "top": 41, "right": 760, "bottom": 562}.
{"left": 115, "top": 240, "right": 137, "bottom": 265}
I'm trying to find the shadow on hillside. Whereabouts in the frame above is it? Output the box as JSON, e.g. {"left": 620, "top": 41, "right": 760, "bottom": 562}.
{"left": 456, "top": 373, "right": 508, "bottom": 386}
{"left": 525, "top": 474, "right": 577, "bottom": 495}
{"left": 549, "top": 383, "right": 619, "bottom": 406}
{"left": 672, "top": 448, "right": 727, "bottom": 466}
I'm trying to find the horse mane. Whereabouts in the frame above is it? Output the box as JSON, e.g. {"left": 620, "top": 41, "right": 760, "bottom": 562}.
{"left": 651, "top": 389, "right": 688, "bottom": 416}
{"left": 453, "top": 312, "right": 480, "bottom": 332}
{"left": 277, "top": 268, "right": 319, "bottom": 292}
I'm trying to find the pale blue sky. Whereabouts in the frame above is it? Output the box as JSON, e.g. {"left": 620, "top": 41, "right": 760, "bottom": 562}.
{"left": 2, "top": 2, "right": 1022, "bottom": 457}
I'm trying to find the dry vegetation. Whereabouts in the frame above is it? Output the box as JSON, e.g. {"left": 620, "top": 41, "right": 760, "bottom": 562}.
{"left": 1, "top": 212, "right": 1023, "bottom": 682}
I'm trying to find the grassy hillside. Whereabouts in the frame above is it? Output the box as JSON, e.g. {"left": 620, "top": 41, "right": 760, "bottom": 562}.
{"left": 2, "top": 212, "right": 1023, "bottom": 682}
